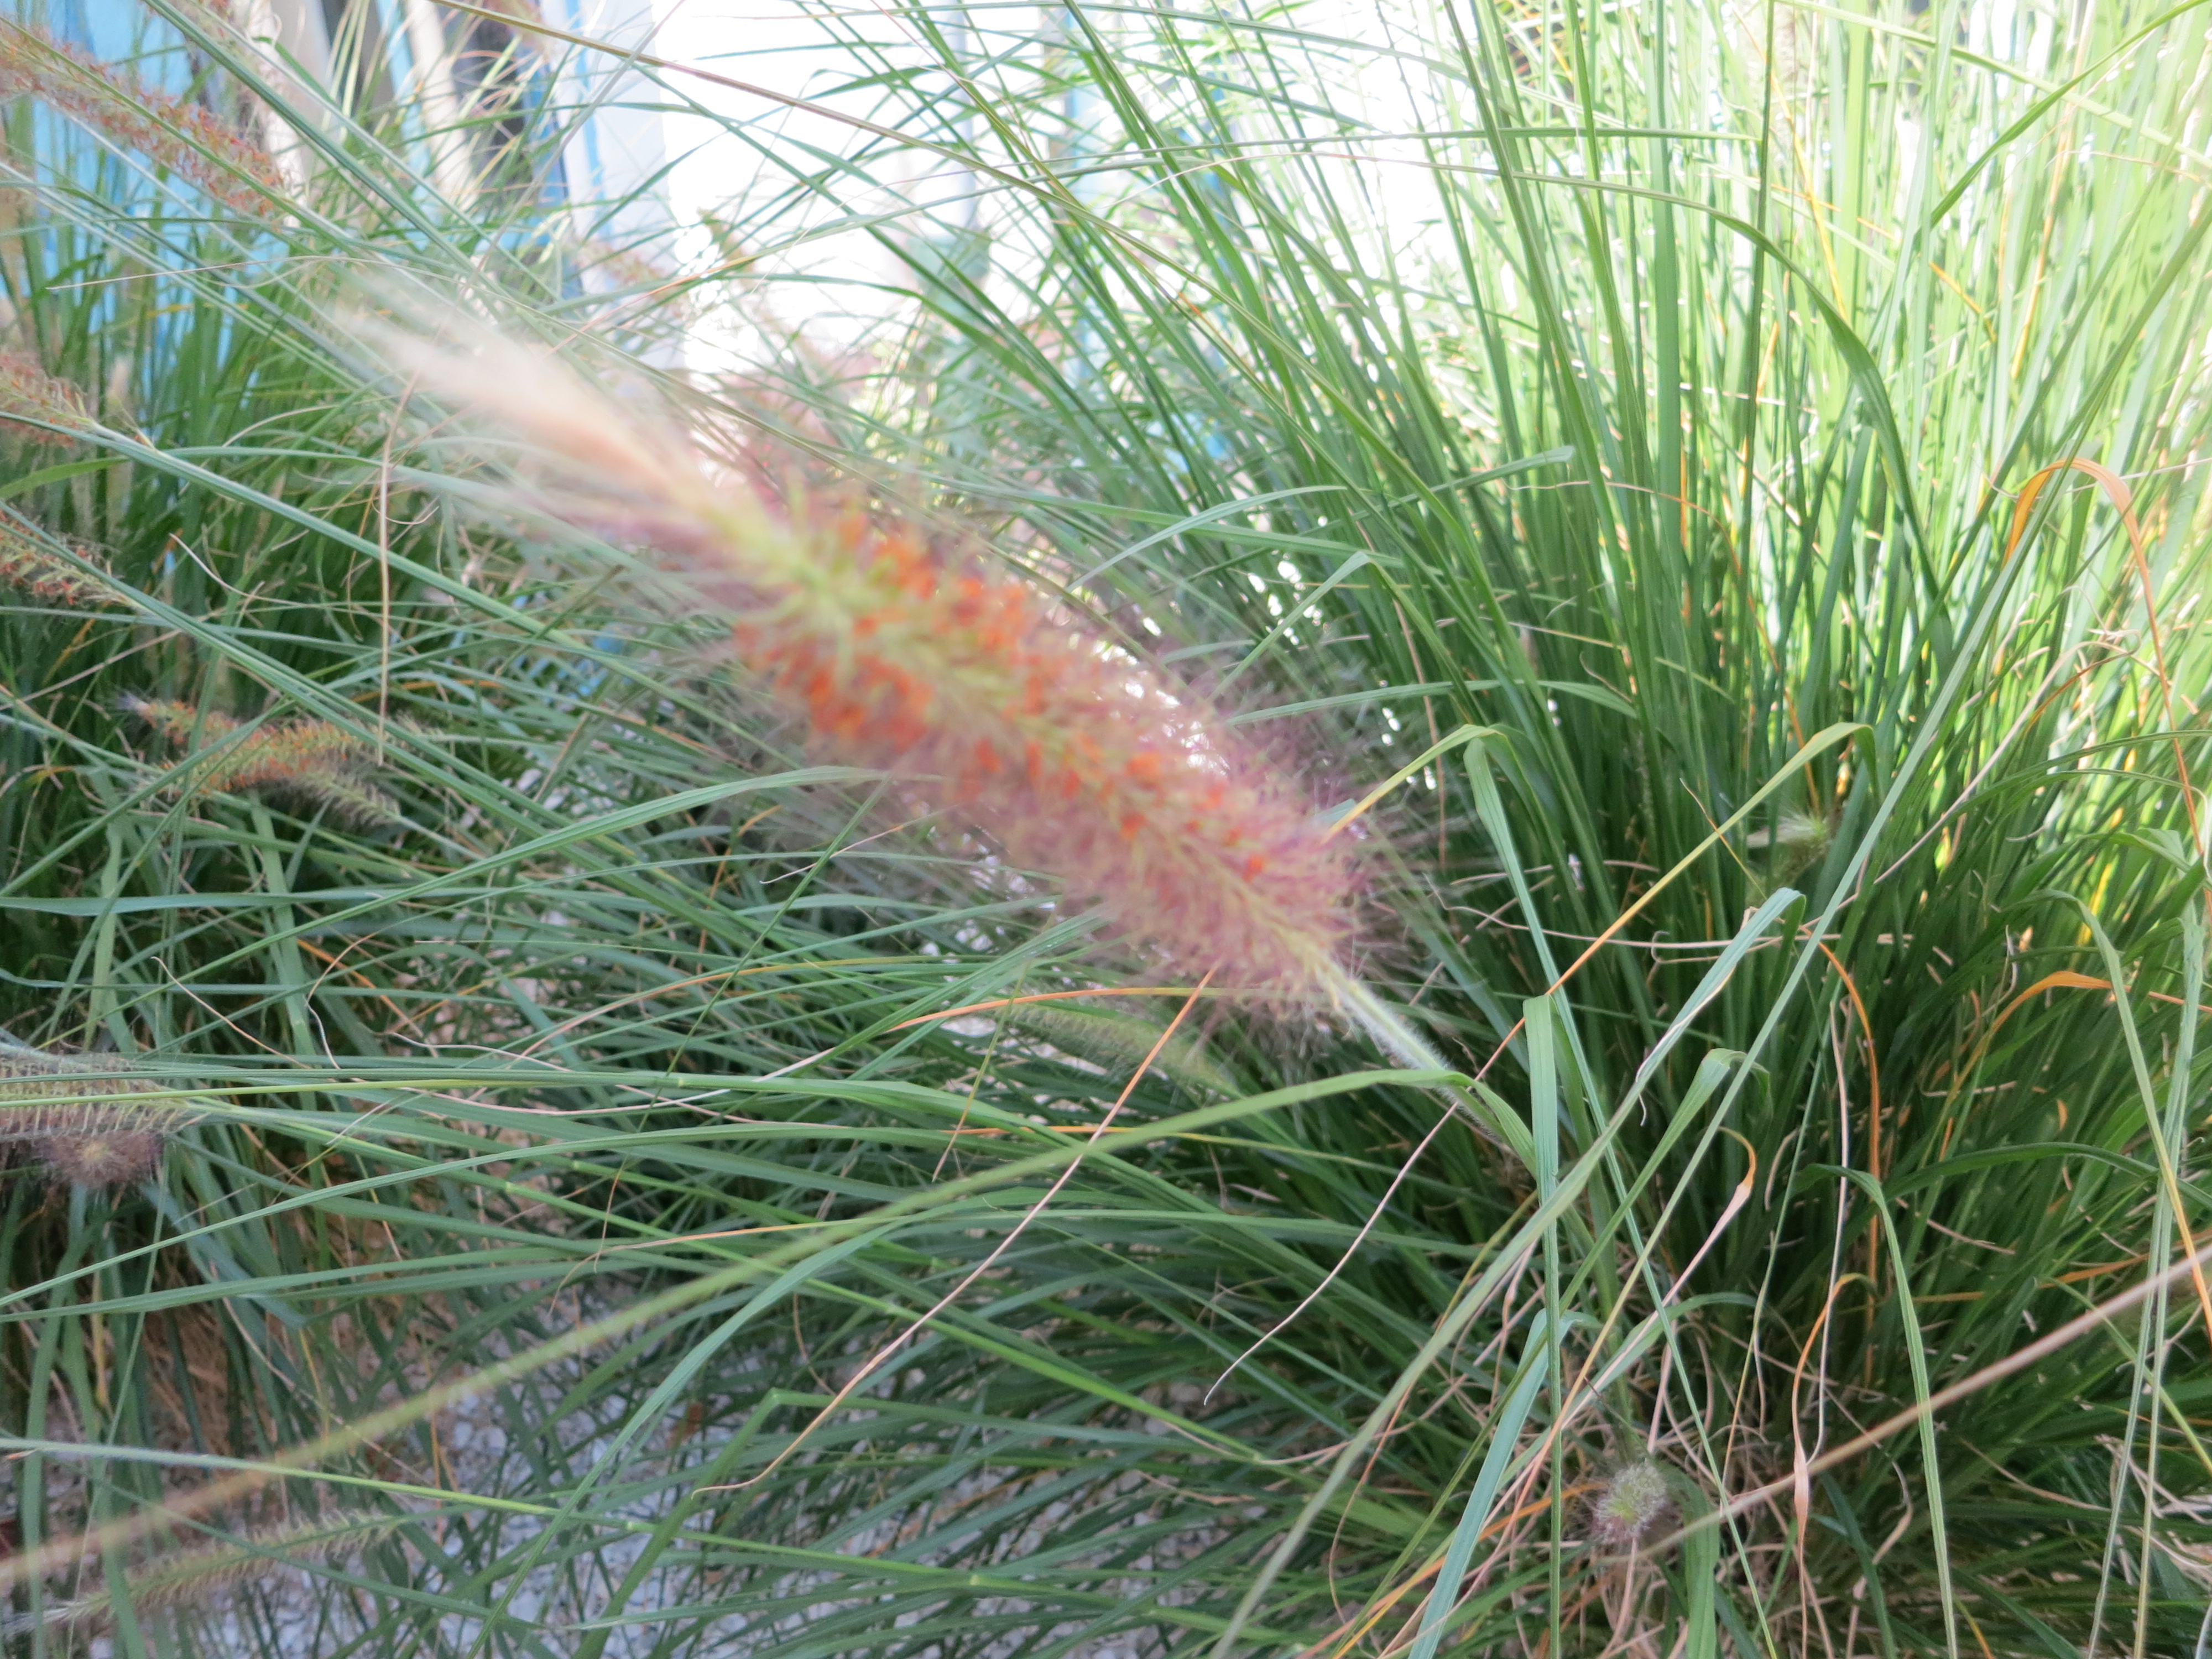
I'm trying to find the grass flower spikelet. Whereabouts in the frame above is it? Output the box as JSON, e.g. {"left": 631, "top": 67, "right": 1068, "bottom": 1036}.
{"left": 398, "top": 334, "right": 1354, "bottom": 994}
{"left": 0, "top": 1035, "right": 201, "bottom": 1187}
{"left": 126, "top": 696, "right": 403, "bottom": 825}
{"left": 1587, "top": 1459, "right": 1673, "bottom": 1550}
{"left": 2, "top": 1509, "right": 401, "bottom": 1635}
{"left": 0, "top": 517, "right": 112, "bottom": 604}
{"left": 0, "top": 348, "right": 90, "bottom": 445}
{"left": 0, "top": 20, "right": 281, "bottom": 217}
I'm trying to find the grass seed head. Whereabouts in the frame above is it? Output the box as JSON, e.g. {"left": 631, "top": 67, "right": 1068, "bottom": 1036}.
{"left": 0, "top": 1036, "right": 197, "bottom": 1188}
{"left": 0, "top": 20, "right": 282, "bottom": 218}
{"left": 1749, "top": 807, "right": 1832, "bottom": 885}
{"left": 0, "top": 518, "right": 111, "bottom": 603}
{"left": 35, "top": 1126, "right": 164, "bottom": 1186}
{"left": 396, "top": 332, "right": 1356, "bottom": 995}
{"left": 1001, "top": 1003, "right": 1240, "bottom": 1096}
{"left": 125, "top": 696, "right": 404, "bottom": 826}
{"left": 0, "top": 348, "right": 90, "bottom": 445}
{"left": 1587, "top": 1459, "right": 1673, "bottom": 1550}
{"left": 3, "top": 1509, "right": 402, "bottom": 1635}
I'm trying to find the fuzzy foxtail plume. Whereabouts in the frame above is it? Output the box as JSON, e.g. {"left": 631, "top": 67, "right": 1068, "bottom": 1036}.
{"left": 0, "top": 19, "right": 281, "bottom": 217}
{"left": 0, "top": 516, "right": 113, "bottom": 603}
{"left": 397, "top": 332, "right": 1355, "bottom": 997}
{"left": 0, "top": 349, "right": 91, "bottom": 446}
{"left": 0, "top": 1035, "right": 204, "bottom": 1187}
{"left": 126, "top": 697, "right": 404, "bottom": 826}
{"left": 1, "top": 1510, "right": 402, "bottom": 1635}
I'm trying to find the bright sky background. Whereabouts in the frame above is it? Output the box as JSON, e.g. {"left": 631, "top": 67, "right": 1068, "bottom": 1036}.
{"left": 623, "top": 0, "right": 1451, "bottom": 371}
{"left": 644, "top": 0, "right": 981, "bottom": 363}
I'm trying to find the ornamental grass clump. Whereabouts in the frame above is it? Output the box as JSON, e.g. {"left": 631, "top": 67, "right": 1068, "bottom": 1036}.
{"left": 0, "top": 1035, "right": 199, "bottom": 1187}
{"left": 398, "top": 335, "right": 1355, "bottom": 997}
{"left": 0, "top": 19, "right": 281, "bottom": 217}
{"left": 126, "top": 696, "right": 402, "bottom": 825}
{"left": 3, "top": 0, "right": 2207, "bottom": 1646}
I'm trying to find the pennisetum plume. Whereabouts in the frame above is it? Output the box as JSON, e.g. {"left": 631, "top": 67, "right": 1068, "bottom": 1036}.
{"left": 126, "top": 696, "right": 404, "bottom": 826}
{"left": 394, "top": 330, "right": 1359, "bottom": 1000}
{"left": 0, "top": 1509, "right": 402, "bottom": 1635}
{"left": 0, "top": 348, "right": 91, "bottom": 446}
{"left": 0, "top": 1034, "right": 204, "bottom": 1187}
{"left": 0, "top": 515, "right": 113, "bottom": 604}
{"left": 0, "top": 19, "right": 282, "bottom": 218}
{"left": 1586, "top": 1459, "right": 1674, "bottom": 1552}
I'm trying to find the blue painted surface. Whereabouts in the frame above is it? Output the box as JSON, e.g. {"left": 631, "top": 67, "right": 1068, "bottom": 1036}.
{"left": 56, "top": 0, "right": 192, "bottom": 87}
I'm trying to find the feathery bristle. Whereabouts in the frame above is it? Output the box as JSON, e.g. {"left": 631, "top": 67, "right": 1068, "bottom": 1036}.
{"left": 0, "top": 20, "right": 281, "bottom": 217}
{"left": 0, "top": 518, "right": 113, "bottom": 603}
{"left": 0, "top": 1036, "right": 199, "bottom": 1188}
{"left": 3, "top": 1509, "right": 401, "bottom": 1634}
{"left": 0, "top": 348, "right": 90, "bottom": 445}
{"left": 397, "top": 333, "right": 1355, "bottom": 995}
{"left": 125, "top": 697, "right": 404, "bottom": 826}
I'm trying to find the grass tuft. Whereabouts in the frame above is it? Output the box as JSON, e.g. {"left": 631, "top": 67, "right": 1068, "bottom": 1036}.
{"left": 0, "top": 0, "right": 2203, "bottom": 1651}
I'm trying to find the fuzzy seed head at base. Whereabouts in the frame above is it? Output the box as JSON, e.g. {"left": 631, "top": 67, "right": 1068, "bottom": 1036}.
{"left": 35, "top": 1128, "right": 163, "bottom": 1186}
